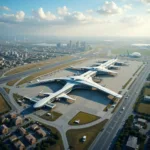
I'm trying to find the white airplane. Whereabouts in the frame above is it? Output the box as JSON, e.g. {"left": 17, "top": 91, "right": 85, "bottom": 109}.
{"left": 70, "top": 58, "right": 127, "bottom": 76}
{"left": 25, "top": 70, "right": 122, "bottom": 109}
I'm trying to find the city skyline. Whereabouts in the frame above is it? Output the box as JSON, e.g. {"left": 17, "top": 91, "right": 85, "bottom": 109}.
{"left": 0, "top": 0, "right": 150, "bottom": 37}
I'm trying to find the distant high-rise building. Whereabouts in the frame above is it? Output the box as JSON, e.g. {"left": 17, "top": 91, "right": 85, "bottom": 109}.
{"left": 76, "top": 41, "right": 80, "bottom": 49}
{"left": 57, "top": 42, "right": 61, "bottom": 48}
{"left": 81, "top": 41, "right": 86, "bottom": 49}
{"left": 69, "top": 40, "right": 72, "bottom": 48}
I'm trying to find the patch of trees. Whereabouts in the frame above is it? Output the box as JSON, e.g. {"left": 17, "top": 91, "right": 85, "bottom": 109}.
{"left": 134, "top": 87, "right": 145, "bottom": 113}
{"left": 0, "top": 138, "right": 9, "bottom": 150}
{"left": 34, "top": 132, "right": 59, "bottom": 150}
{"left": 113, "top": 115, "right": 146, "bottom": 150}
{"left": 147, "top": 73, "right": 150, "bottom": 81}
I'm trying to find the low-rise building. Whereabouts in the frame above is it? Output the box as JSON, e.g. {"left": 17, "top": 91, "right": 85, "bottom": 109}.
{"left": 13, "top": 116, "right": 23, "bottom": 126}
{"left": 18, "top": 127, "right": 26, "bottom": 135}
{"left": 0, "top": 124, "right": 9, "bottom": 134}
{"left": 137, "top": 118, "right": 147, "bottom": 125}
{"left": 9, "top": 135, "right": 18, "bottom": 143}
{"left": 0, "top": 116, "right": 6, "bottom": 123}
{"left": 36, "top": 128, "right": 46, "bottom": 137}
{"left": 14, "top": 140, "right": 25, "bottom": 150}
{"left": 25, "top": 134, "right": 36, "bottom": 145}
{"left": 31, "top": 124, "right": 39, "bottom": 130}
{"left": 144, "top": 96, "right": 150, "bottom": 102}
{"left": 134, "top": 124, "right": 142, "bottom": 129}
{"left": 9, "top": 112, "right": 17, "bottom": 119}
{"left": 126, "top": 136, "right": 138, "bottom": 150}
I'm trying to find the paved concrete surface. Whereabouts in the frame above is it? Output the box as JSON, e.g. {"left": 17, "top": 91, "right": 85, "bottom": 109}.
{"left": 0, "top": 52, "right": 147, "bottom": 150}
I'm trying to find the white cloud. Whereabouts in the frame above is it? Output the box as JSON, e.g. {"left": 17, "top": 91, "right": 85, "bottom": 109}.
{"left": 0, "top": 11, "right": 25, "bottom": 23}
{"left": 120, "top": 16, "right": 145, "bottom": 26}
{"left": 32, "top": 8, "right": 56, "bottom": 21}
{"left": 86, "top": 9, "right": 94, "bottom": 13}
{"left": 140, "top": 0, "right": 150, "bottom": 4}
{"left": 97, "top": 1, "right": 123, "bottom": 15}
{"left": 64, "top": 11, "right": 88, "bottom": 23}
{"left": 57, "top": 6, "right": 70, "bottom": 16}
{"left": 56, "top": 6, "right": 98, "bottom": 24}
{"left": 0, "top": 6, "right": 10, "bottom": 11}
{"left": 147, "top": 9, "right": 150, "bottom": 13}
{"left": 63, "top": 11, "right": 104, "bottom": 24}
{"left": 16, "top": 11, "right": 25, "bottom": 21}
{"left": 123, "top": 4, "right": 132, "bottom": 10}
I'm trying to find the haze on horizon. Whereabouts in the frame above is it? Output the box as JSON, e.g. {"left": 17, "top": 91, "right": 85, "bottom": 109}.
{"left": 0, "top": 0, "right": 150, "bottom": 37}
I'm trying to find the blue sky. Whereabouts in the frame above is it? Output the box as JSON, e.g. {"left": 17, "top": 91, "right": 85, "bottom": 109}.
{"left": 0, "top": 0, "right": 150, "bottom": 37}
{"left": 0, "top": 0, "right": 145, "bottom": 15}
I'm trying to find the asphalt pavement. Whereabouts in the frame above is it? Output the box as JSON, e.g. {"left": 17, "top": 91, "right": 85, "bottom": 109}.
{"left": 89, "top": 59, "right": 150, "bottom": 150}
{"left": 0, "top": 57, "right": 80, "bottom": 84}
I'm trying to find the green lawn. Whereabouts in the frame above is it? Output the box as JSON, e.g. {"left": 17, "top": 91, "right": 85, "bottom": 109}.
{"left": 66, "top": 119, "right": 108, "bottom": 150}
{"left": 68, "top": 111, "right": 100, "bottom": 125}
{"left": 17, "top": 59, "right": 86, "bottom": 85}
{"left": 0, "top": 94, "right": 10, "bottom": 114}
{"left": 138, "top": 103, "right": 150, "bottom": 114}
{"left": 4, "top": 87, "right": 10, "bottom": 94}
{"left": 133, "top": 64, "right": 143, "bottom": 76}
{"left": 7, "top": 79, "right": 20, "bottom": 86}
{"left": 144, "top": 88, "right": 150, "bottom": 96}
{"left": 42, "top": 124, "right": 64, "bottom": 150}
{"left": 122, "top": 78, "right": 132, "bottom": 89}
{"left": 41, "top": 111, "right": 62, "bottom": 121}
{"left": 5, "top": 56, "right": 72, "bottom": 76}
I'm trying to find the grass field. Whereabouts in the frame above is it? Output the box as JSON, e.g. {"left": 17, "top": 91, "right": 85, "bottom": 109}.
{"left": 133, "top": 64, "right": 143, "bottom": 76}
{"left": 66, "top": 119, "right": 108, "bottom": 150}
{"left": 0, "top": 94, "right": 10, "bottom": 114}
{"left": 41, "top": 111, "right": 62, "bottom": 121}
{"left": 138, "top": 103, "right": 150, "bottom": 114}
{"left": 144, "top": 88, "right": 150, "bottom": 96}
{"left": 43, "top": 124, "right": 64, "bottom": 150}
{"left": 6, "top": 79, "right": 20, "bottom": 86}
{"left": 103, "top": 103, "right": 112, "bottom": 112}
{"left": 5, "top": 56, "right": 72, "bottom": 76}
{"left": 17, "top": 59, "right": 86, "bottom": 86}
{"left": 68, "top": 111, "right": 100, "bottom": 125}
{"left": 13, "top": 93, "right": 23, "bottom": 101}
{"left": 128, "top": 78, "right": 136, "bottom": 90}
{"left": 111, "top": 98, "right": 122, "bottom": 113}
{"left": 122, "top": 78, "right": 132, "bottom": 89}
{"left": 4, "top": 87, "right": 10, "bottom": 94}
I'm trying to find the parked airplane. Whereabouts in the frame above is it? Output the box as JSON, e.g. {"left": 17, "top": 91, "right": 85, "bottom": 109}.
{"left": 127, "top": 50, "right": 141, "bottom": 58}
{"left": 25, "top": 70, "right": 122, "bottom": 109}
{"left": 70, "top": 58, "right": 127, "bottom": 76}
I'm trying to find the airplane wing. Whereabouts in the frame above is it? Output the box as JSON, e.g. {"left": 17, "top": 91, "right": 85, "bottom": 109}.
{"left": 108, "top": 65, "right": 120, "bottom": 70}
{"left": 70, "top": 66, "right": 91, "bottom": 71}
{"left": 78, "top": 80, "right": 122, "bottom": 99}
{"left": 97, "top": 67, "right": 118, "bottom": 75}
{"left": 100, "top": 59, "right": 118, "bottom": 68}
{"left": 57, "top": 93, "right": 76, "bottom": 101}
{"left": 36, "top": 77, "right": 67, "bottom": 84}
{"left": 45, "top": 102, "right": 56, "bottom": 109}
{"left": 115, "top": 62, "right": 129, "bottom": 66}
{"left": 24, "top": 96, "right": 40, "bottom": 103}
